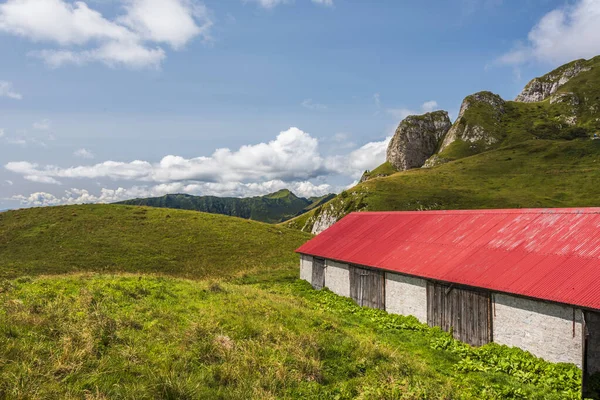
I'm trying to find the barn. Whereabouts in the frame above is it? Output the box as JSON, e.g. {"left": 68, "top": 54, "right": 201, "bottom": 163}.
{"left": 296, "top": 208, "right": 600, "bottom": 389}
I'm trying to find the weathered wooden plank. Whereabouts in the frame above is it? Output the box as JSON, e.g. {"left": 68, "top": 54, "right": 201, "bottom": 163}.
{"left": 426, "top": 282, "right": 492, "bottom": 347}
{"left": 311, "top": 258, "right": 325, "bottom": 290}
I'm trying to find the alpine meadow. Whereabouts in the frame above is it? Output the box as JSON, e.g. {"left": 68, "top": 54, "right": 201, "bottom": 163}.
{"left": 3, "top": 1, "right": 600, "bottom": 399}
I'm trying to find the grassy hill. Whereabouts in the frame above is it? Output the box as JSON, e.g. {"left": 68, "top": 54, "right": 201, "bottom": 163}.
{"left": 285, "top": 139, "right": 600, "bottom": 232}
{"left": 116, "top": 189, "right": 335, "bottom": 224}
{"left": 0, "top": 204, "right": 311, "bottom": 280}
{"left": 0, "top": 204, "right": 585, "bottom": 399}
{"left": 0, "top": 275, "right": 581, "bottom": 399}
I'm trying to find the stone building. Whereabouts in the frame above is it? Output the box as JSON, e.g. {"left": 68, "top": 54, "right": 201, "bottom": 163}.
{"left": 296, "top": 209, "right": 600, "bottom": 392}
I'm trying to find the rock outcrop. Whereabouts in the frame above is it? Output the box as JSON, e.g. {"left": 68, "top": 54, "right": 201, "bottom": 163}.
{"left": 515, "top": 60, "right": 590, "bottom": 103}
{"left": 386, "top": 111, "right": 452, "bottom": 171}
{"left": 437, "top": 91, "right": 505, "bottom": 154}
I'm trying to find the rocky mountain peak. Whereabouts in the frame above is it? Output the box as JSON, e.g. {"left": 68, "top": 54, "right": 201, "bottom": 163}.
{"left": 515, "top": 59, "right": 591, "bottom": 103}
{"left": 435, "top": 91, "right": 506, "bottom": 158}
{"left": 386, "top": 110, "right": 452, "bottom": 171}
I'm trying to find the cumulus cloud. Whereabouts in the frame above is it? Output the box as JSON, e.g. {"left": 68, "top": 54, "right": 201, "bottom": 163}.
{"left": 0, "top": 81, "right": 22, "bottom": 99}
{"left": 6, "top": 127, "right": 391, "bottom": 206}
{"left": 387, "top": 100, "right": 440, "bottom": 120}
{"left": 74, "top": 148, "right": 95, "bottom": 159}
{"left": 301, "top": 99, "right": 327, "bottom": 111}
{"left": 0, "top": 0, "right": 212, "bottom": 68}
{"left": 326, "top": 136, "right": 391, "bottom": 179}
{"left": 5, "top": 127, "right": 326, "bottom": 184}
{"left": 497, "top": 0, "right": 600, "bottom": 66}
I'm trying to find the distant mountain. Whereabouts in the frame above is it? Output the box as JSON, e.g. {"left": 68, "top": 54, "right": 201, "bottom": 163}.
{"left": 116, "top": 189, "right": 336, "bottom": 224}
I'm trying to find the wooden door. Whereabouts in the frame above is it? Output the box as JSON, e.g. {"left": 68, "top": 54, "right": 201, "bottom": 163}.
{"left": 311, "top": 258, "right": 325, "bottom": 290}
{"left": 427, "top": 282, "right": 491, "bottom": 347}
{"left": 349, "top": 266, "right": 385, "bottom": 309}
{"left": 583, "top": 310, "right": 600, "bottom": 398}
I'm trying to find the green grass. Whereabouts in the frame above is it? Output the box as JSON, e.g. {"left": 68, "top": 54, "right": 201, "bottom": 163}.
{"left": 285, "top": 139, "right": 600, "bottom": 232}
{"left": 0, "top": 204, "right": 311, "bottom": 280}
{"left": 433, "top": 56, "right": 600, "bottom": 162}
{"left": 0, "top": 274, "right": 582, "bottom": 399}
{"left": 360, "top": 161, "right": 398, "bottom": 182}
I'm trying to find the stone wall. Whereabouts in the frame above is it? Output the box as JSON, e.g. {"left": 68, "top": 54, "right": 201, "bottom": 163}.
{"left": 324, "top": 260, "right": 350, "bottom": 297}
{"left": 493, "top": 293, "right": 583, "bottom": 367}
{"left": 299, "top": 254, "right": 313, "bottom": 283}
{"left": 385, "top": 273, "right": 427, "bottom": 323}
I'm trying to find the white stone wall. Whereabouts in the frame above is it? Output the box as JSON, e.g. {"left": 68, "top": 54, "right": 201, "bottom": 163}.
{"left": 324, "top": 260, "right": 350, "bottom": 297}
{"left": 299, "top": 254, "right": 313, "bottom": 283}
{"left": 385, "top": 273, "right": 428, "bottom": 323}
{"left": 493, "top": 293, "right": 583, "bottom": 367}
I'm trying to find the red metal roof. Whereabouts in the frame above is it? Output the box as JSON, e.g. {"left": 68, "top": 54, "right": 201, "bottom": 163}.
{"left": 296, "top": 208, "right": 600, "bottom": 310}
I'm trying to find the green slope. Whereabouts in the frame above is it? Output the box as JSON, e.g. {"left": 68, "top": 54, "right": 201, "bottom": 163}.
{"left": 0, "top": 204, "right": 311, "bottom": 280}
{"left": 0, "top": 275, "right": 581, "bottom": 399}
{"left": 285, "top": 139, "right": 600, "bottom": 232}
{"left": 116, "top": 189, "right": 334, "bottom": 224}
{"left": 435, "top": 56, "right": 600, "bottom": 163}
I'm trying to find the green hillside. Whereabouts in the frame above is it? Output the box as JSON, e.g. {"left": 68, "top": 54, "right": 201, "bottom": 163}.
{"left": 285, "top": 56, "right": 600, "bottom": 233}
{"left": 285, "top": 139, "right": 600, "bottom": 232}
{"left": 0, "top": 204, "right": 311, "bottom": 280}
{"left": 435, "top": 56, "right": 600, "bottom": 164}
{"left": 116, "top": 189, "right": 335, "bottom": 224}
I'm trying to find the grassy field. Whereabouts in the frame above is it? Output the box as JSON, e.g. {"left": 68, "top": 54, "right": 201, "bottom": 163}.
{"left": 285, "top": 139, "right": 600, "bottom": 231}
{"left": 0, "top": 204, "right": 586, "bottom": 399}
{"left": 0, "top": 274, "right": 582, "bottom": 399}
{"left": 0, "top": 204, "right": 311, "bottom": 280}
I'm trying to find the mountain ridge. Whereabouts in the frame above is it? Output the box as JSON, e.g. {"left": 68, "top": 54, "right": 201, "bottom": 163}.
{"left": 116, "top": 189, "right": 335, "bottom": 224}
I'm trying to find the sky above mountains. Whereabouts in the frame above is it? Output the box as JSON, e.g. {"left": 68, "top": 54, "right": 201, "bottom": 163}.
{"left": 1, "top": 0, "right": 600, "bottom": 209}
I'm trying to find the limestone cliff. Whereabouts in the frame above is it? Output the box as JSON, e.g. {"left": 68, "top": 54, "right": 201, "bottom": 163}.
{"left": 515, "top": 59, "right": 591, "bottom": 103}
{"left": 386, "top": 111, "right": 452, "bottom": 171}
{"left": 431, "top": 91, "right": 506, "bottom": 166}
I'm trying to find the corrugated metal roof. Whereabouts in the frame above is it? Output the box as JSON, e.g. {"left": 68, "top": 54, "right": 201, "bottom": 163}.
{"left": 296, "top": 208, "right": 600, "bottom": 310}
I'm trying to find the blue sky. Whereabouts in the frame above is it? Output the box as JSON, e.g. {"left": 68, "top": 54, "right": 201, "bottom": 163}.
{"left": 1, "top": 0, "right": 599, "bottom": 209}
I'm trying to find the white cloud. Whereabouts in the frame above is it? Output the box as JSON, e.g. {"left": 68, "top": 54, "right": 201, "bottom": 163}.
{"left": 311, "top": 0, "right": 333, "bottom": 6}
{"left": 5, "top": 127, "right": 327, "bottom": 184}
{"left": 387, "top": 100, "right": 440, "bottom": 120}
{"left": 5, "top": 127, "right": 392, "bottom": 194}
{"left": 497, "top": 0, "right": 600, "bottom": 66}
{"left": 0, "top": 0, "right": 212, "bottom": 69}
{"left": 0, "top": 81, "right": 22, "bottom": 99}
{"left": 421, "top": 100, "right": 438, "bottom": 112}
{"left": 4, "top": 180, "right": 12, "bottom": 186}
{"left": 12, "top": 192, "right": 63, "bottom": 207}
{"left": 245, "top": 0, "right": 332, "bottom": 9}
{"left": 326, "top": 136, "right": 391, "bottom": 179}
{"left": 74, "top": 148, "right": 95, "bottom": 159}
{"left": 244, "top": 0, "right": 288, "bottom": 9}
{"left": 0, "top": 128, "right": 4, "bottom": 138}
{"left": 301, "top": 99, "right": 327, "bottom": 111}
{"left": 33, "top": 119, "right": 51, "bottom": 130}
